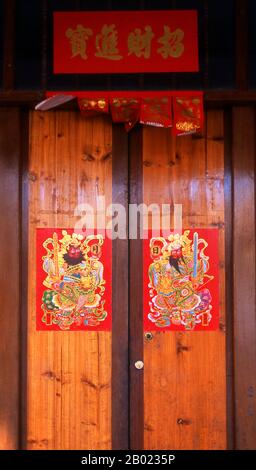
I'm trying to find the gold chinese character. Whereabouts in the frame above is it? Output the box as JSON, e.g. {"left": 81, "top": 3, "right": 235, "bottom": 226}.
{"left": 95, "top": 24, "right": 123, "bottom": 60}
{"left": 127, "top": 25, "right": 154, "bottom": 58}
{"left": 157, "top": 26, "right": 184, "bottom": 59}
{"left": 66, "top": 24, "right": 93, "bottom": 60}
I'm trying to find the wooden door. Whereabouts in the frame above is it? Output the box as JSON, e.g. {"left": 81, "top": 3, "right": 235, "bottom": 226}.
{"left": 142, "top": 110, "right": 226, "bottom": 449}
{"left": 26, "top": 111, "right": 112, "bottom": 449}
{"left": 26, "top": 108, "right": 226, "bottom": 450}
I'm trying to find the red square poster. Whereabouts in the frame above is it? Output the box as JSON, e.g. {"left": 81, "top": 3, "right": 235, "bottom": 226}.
{"left": 36, "top": 228, "right": 112, "bottom": 331}
{"left": 143, "top": 229, "right": 220, "bottom": 331}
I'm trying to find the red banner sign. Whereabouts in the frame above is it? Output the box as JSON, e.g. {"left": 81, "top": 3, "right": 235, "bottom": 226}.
{"left": 144, "top": 229, "right": 219, "bottom": 331}
{"left": 54, "top": 10, "right": 198, "bottom": 74}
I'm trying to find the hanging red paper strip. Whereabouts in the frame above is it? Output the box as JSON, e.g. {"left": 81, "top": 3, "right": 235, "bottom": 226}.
{"left": 36, "top": 228, "right": 112, "bottom": 331}
{"left": 110, "top": 97, "right": 140, "bottom": 131}
{"left": 45, "top": 90, "right": 204, "bottom": 134}
{"left": 54, "top": 10, "right": 198, "bottom": 74}
{"left": 143, "top": 229, "right": 219, "bottom": 331}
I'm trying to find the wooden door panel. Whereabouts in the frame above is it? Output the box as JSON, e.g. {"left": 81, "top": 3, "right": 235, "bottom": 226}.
{"left": 143, "top": 110, "right": 226, "bottom": 449}
{"left": 233, "top": 107, "right": 256, "bottom": 449}
{"left": 0, "top": 109, "right": 20, "bottom": 450}
{"left": 27, "top": 111, "right": 112, "bottom": 450}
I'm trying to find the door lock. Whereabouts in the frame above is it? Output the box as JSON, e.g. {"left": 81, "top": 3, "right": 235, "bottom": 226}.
{"left": 134, "top": 360, "right": 144, "bottom": 370}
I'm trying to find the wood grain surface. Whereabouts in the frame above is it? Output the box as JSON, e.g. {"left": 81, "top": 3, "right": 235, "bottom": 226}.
{"left": 0, "top": 108, "right": 20, "bottom": 449}
{"left": 27, "top": 111, "right": 112, "bottom": 449}
{"left": 143, "top": 110, "right": 227, "bottom": 449}
{"left": 129, "top": 126, "right": 144, "bottom": 450}
{"left": 112, "top": 125, "right": 129, "bottom": 450}
{"left": 3, "top": 107, "right": 256, "bottom": 450}
{"left": 233, "top": 107, "right": 256, "bottom": 449}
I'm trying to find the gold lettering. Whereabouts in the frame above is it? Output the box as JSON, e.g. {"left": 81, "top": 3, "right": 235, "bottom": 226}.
{"left": 66, "top": 24, "right": 93, "bottom": 60}
{"left": 127, "top": 25, "right": 154, "bottom": 58}
{"left": 95, "top": 24, "right": 123, "bottom": 60}
{"left": 157, "top": 26, "right": 184, "bottom": 59}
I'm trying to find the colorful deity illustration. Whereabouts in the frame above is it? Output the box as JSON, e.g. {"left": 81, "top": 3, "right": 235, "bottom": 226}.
{"left": 147, "top": 231, "right": 216, "bottom": 330}
{"left": 40, "top": 231, "right": 108, "bottom": 330}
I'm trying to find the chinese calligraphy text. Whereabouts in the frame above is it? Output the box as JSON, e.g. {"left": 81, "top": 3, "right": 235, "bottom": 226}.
{"left": 54, "top": 10, "right": 198, "bottom": 74}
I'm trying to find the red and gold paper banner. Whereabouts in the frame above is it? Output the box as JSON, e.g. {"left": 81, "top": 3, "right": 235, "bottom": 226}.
{"left": 44, "top": 90, "right": 204, "bottom": 135}
{"left": 143, "top": 229, "right": 219, "bottom": 331}
{"left": 110, "top": 97, "right": 140, "bottom": 131}
{"left": 173, "top": 94, "right": 204, "bottom": 135}
{"left": 36, "top": 228, "right": 112, "bottom": 331}
{"left": 140, "top": 96, "right": 172, "bottom": 128}
{"left": 54, "top": 10, "right": 198, "bottom": 74}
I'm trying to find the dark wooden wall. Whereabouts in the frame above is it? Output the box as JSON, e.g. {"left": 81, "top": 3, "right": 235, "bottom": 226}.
{"left": 0, "top": 108, "right": 20, "bottom": 449}
{"left": 232, "top": 107, "right": 256, "bottom": 449}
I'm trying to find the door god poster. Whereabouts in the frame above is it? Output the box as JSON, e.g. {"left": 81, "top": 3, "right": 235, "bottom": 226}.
{"left": 144, "top": 229, "right": 219, "bottom": 331}
{"left": 36, "top": 228, "right": 112, "bottom": 331}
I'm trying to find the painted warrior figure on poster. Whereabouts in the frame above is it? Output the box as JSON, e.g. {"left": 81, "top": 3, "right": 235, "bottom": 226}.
{"left": 40, "top": 231, "right": 108, "bottom": 330}
{"left": 147, "top": 230, "right": 217, "bottom": 331}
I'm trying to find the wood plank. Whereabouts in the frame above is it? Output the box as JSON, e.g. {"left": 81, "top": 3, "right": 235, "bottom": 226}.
{"left": 143, "top": 110, "right": 226, "bottom": 449}
{"left": 235, "top": 0, "right": 248, "bottom": 90}
{"left": 41, "top": 0, "right": 48, "bottom": 90}
{"left": 0, "top": 91, "right": 44, "bottom": 105}
{"left": 112, "top": 124, "right": 129, "bottom": 450}
{"left": 129, "top": 126, "right": 144, "bottom": 450}
{"left": 20, "top": 109, "right": 29, "bottom": 450}
{"left": 224, "top": 108, "right": 235, "bottom": 450}
{"left": 27, "top": 111, "right": 112, "bottom": 449}
{"left": 0, "top": 108, "right": 20, "bottom": 449}
{"left": 3, "top": 0, "right": 15, "bottom": 89}
{"left": 205, "top": 91, "right": 256, "bottom": 104}
{"left": 233, "top": 106, "right": 256, "bottom": 449}
{"left": 3, "top": 91, "right": 256, "bottom": 108}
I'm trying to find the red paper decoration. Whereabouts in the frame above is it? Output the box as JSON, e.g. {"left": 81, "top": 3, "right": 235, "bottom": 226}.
{"left": 140, "top": 96, "right": 172, "bottom": 128}
{"left": 36, "top": 229, "right": 112, "bottom": 331}
{"left": 78, "top": 97, "right": 109, "bottom": 117}
{"left": 110, "top": 97, "right": 140, "bottom": 131}
{"left": 54, "top": 10, "right": 199, "bottom": 74}
{"left": 172, "top": 95, "right": 204, "bottom": 135}
{"left": 45, "top": 90, "right": 204, "bottom": 135}
{"left": 143, "top": 229, "right": 220, "bottom": 331}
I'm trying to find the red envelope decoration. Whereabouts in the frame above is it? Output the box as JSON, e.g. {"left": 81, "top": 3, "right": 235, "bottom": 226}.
{"left": 110, "top": 98, "right": 140, "bottom": 131}
{"left": 140, "top": 96, "right": 172, "bottom": 127}
{"left": 172, "top": 94, "right": 204, "bottom": 135}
